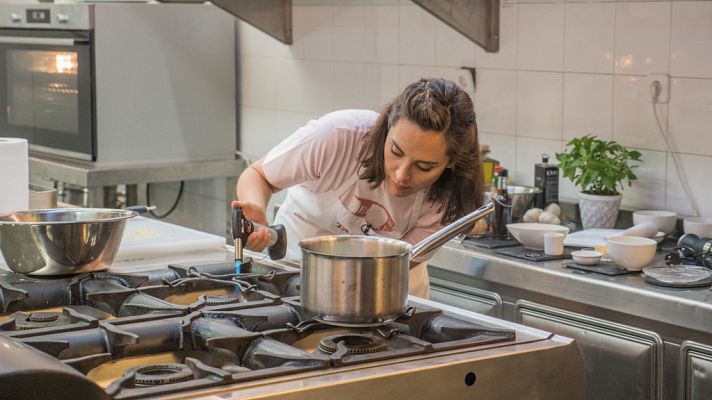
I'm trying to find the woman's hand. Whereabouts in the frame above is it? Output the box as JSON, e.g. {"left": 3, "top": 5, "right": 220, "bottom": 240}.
{"left": 231, "top": 200, "right": 272, "bottom": 252}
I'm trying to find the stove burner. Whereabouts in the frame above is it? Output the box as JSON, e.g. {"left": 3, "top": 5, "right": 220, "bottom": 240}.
{"left": 28, "top": 312, "right": 60, "bottom": 323}
{"left": 203, "top": 294, "right": 242, "bottom": 306}
{"left": 134, "top": 363, "right": 195, "bottom": 386}
{"left": 318, "top": 334, "right": 389, "bottom": 355}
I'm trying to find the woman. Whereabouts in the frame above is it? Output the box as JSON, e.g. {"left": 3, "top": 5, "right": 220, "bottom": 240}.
{"left": 235, "top": 78, "right": 484, "bottom": 298}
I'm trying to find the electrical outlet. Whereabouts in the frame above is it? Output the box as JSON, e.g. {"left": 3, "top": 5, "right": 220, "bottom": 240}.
{"left": 458, "top": 66, "right": 476, "bottom": 93}
{"left": 456, "top": 74, "right": 471, "bottom": 91}
{"left": 642, "top": 73, "right": 670, "bottom": 104}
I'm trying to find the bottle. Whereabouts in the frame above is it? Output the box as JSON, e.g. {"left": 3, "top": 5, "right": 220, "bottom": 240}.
{"left": 493, "top": 168, "right": 512, "bottom": 240}
{"left": 490, "top": 165, "right": 503, "bottom": 204}
{"left": 485, "top": 166, "right": 502, "bottom": 234}
{"left": 492, "top": 165, "right": 503, "bottom": 187}
{"left": 480, "top": 145, "right": 500, "bottom": 188}
{"left": 534, "top": 153, "right": 559, "bottom": 208}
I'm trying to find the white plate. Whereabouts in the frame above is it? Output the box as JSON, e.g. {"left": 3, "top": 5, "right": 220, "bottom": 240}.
{"left": 642, "top": 265, "right": 712, "bottom": 284}
{"left": 563, "top": 229, "right": 624, "bottom": 248}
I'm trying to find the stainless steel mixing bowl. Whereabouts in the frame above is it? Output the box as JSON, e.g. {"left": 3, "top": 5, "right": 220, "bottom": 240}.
{"left": 0, "top": 208, "right": 137, "bottom": 275}
{"left": 484, "top": 185, "right": 542, "bottom": 219}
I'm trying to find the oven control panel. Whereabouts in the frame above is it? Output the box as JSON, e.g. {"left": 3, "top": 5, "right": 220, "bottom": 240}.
{"left": 0, "top": 4, "right": 91, "bottom": 29}
{"left": 27, "top": 9, "right": 51, "bottom": 24}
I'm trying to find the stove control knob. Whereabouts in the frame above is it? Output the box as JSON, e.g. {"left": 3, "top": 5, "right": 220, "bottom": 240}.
{"left": 10, "top": 13, "right": 21, "bottom": 23}
{"left": 57, "top": 14, "right": 69, "bottom": 24}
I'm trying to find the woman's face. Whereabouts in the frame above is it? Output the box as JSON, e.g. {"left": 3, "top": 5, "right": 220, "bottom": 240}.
{"left": 383, "top": 118, "right": 451, "bottom": 198}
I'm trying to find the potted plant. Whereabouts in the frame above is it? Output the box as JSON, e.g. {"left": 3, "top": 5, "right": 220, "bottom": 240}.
{"left": 556, "top": 135, "right": 642, "bottom": 229}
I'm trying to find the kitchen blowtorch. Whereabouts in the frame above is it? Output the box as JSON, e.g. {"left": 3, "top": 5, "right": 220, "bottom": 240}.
{"left": 231, "top": 201, "right": 287, "bottom": 273}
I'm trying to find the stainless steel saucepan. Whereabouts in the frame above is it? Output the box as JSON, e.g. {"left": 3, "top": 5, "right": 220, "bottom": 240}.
{"left": 299, "top": 202, "right": 495, "bottom": 326}
{"left": 0, "top": 208, "right": 138, "bottom": 275}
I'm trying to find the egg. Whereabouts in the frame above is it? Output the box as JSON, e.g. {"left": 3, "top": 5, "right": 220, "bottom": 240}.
{"left": 538, "top": 211, "right": 560, "bottom": 225}
{"left": 467, "top": 218, "right": 488, "bottom": 237}
{"left": 544, "top": 203, "right": 562, "bottom": 217}
{"left": 523, "top": 208, "right": 543, "bottom": 223}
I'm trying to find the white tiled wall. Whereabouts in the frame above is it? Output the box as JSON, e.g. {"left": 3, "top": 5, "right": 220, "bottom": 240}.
{"left": 238, "top": 0, "right": 712, "bottom": 218}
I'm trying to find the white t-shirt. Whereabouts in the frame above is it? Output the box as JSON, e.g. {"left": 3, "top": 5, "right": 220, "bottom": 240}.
{"left": 262, "top": 109, "right": 445, "bottom": 262}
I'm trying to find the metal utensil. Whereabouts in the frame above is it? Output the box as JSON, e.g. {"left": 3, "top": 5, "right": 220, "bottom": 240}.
{"left": 299, "top": 202, "right": 495, "bottom": 326}
{"left": 0, "top": 208, "right": 138, "bottom": 275}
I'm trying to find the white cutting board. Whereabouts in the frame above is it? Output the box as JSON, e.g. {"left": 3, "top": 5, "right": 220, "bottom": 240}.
{"left": 115, "top": 216, "right": 226, "bottom": 261}
{"left": 564, "top": 229, "right": 625, "bottom": 248}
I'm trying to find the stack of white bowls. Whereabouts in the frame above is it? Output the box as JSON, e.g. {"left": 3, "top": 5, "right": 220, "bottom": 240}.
{"left": 608, "top": 210, "right": 678, "bottom": 271}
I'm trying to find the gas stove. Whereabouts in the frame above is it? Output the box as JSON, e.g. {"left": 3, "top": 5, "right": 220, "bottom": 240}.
{"left": 0, "top": 252, "right": 584, "bottom": 400}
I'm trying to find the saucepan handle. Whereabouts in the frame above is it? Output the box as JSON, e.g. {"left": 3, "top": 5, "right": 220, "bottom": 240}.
{"left": 410, "top": 202, "right": 495, "bottom": 260}
{"left": 124, "top": 205, "right": 156, "bottom": 215}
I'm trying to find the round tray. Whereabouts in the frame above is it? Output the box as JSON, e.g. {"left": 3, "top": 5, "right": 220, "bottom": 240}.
{"left": 642, "top": 265, "right": 712, "bottom": 288}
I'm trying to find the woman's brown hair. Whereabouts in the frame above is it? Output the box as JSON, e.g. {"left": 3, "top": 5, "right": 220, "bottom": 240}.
{"left": 358, "top": 78, "right": 484, "bottom": 224}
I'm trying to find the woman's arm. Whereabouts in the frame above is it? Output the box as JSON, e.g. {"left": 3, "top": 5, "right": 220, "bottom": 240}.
{"left": 235, "top": 156, "right": 281, "bottom": 250}
{"left": 236, "top": 156, "right": 280, "bottom": 221}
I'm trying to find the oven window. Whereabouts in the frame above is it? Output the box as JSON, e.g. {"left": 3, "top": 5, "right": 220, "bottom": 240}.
{"left": 7, "top": 49, "right": 79, "bottom": 135}
{"left": 0, "top": 29, "right": 94, "bottom": 160}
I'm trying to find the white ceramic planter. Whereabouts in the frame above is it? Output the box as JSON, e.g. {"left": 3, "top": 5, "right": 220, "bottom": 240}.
{"left": 578, "top": 192, "right": 622, "bottom": 229}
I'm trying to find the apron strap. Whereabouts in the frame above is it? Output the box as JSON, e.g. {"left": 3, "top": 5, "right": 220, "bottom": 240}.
{"left": 338, "top": 174, "right": 360, "bottom": 195}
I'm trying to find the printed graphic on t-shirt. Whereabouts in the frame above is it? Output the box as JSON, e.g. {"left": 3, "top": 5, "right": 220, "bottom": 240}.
{"left": 347, "top": 196, "right": 395, "bottom": 233}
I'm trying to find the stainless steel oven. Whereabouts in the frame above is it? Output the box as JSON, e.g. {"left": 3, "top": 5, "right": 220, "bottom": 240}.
{"left": 0, "top": 7, "right": 94, "bottom": 160}
{"left": 0, "top": 3, "right": 236, "bottom": 166}
{"left": 0, "top": 32, "right": 93, "bottom": 157}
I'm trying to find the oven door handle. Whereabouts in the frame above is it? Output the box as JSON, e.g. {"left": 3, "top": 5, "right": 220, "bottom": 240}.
{"left": 0, "top": 37, "right": 79, "bottom": 46}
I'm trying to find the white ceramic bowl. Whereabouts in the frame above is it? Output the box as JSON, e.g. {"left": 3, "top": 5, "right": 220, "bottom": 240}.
{"left": 506, "top": 223, "right": 570, "bottom": 250}
{"left": 683, "top": 217, "right": 712, "bottom": 238}
{"left": 632, "top": 210, "right": 677, "bottom": 235}
{"left": 571, "top": 250, "right": 603, "bottom": 266}
{"left": 606, "top": 236, "right": 657, "bottom": 271}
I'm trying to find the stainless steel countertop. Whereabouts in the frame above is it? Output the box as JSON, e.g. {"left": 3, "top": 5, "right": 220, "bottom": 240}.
{"left": 429, "top": 241, "right": 712, "bottom": 335}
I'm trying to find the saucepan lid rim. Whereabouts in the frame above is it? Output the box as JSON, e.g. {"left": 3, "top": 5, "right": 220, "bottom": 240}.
{"left": 299, "top": 235, "right": 411, "bottom": 259}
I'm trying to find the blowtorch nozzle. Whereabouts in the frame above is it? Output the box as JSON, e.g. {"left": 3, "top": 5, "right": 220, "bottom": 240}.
{"left": 231, "top": 204, "right": 244, "bottom": 274}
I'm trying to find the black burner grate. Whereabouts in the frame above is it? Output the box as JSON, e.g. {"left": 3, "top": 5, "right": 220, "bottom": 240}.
{"left": 0, "top": 260, "right": 520, "bottom": 400}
